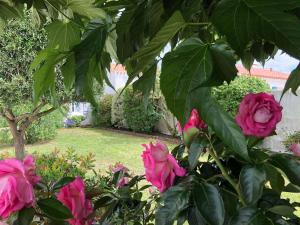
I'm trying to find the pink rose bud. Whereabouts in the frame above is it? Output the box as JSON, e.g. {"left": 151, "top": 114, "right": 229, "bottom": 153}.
{"left": 111, "top": 163, "right": 129, "bottom": 173}
{"left": 0, "top": 155, "right": 40, "bottom": 218}
{"left": 141, "top": 141, "right": 186, "bottom": 192}
{"left": 290, "top": 143, "right": 300, "bottom": 157}
{"left": 0, "top": 222, "right": 8, "bottom": 225}
{"left": 117, "top": 177, "right": 129, "bottom": 188}
{"left": 236, "top": 93, "right": 282, "bottom": 138}
{"left": 177, "top": 109, "right": 207, "bottom": 133}
{"left": 57, "top": 177, "right": 93, "bottom": 225}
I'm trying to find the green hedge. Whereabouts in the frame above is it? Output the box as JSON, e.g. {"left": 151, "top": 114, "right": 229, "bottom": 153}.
{"left": 283, "top": 131, "right": 300, "bottom": 150}
{"left": 123, "top": 87, "right": 161, "bottom": 133}
{"left": 111, "top": 90, "right": 128, "bottom": 129}
{"left": 92, "top": 94, "right": 113, "bottom": 127}
{"left": 213, "top": 76, "right": 271, "bottom": 117}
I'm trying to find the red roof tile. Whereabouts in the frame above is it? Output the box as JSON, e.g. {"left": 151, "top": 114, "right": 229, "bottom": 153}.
{"left": 110, "top": 64, "right": 127, "bottom": 74}
{"left": 236, "top": 65, "right": 289, "bottom": 80}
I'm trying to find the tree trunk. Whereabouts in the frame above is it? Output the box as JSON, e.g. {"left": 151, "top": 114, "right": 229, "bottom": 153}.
{"left": 7, "top": 119, "right": 25, "bottom": 160}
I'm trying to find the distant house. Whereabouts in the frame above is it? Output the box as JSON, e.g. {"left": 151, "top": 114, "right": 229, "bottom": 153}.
{"left": 236, "top": 65, "right": 289, "bottom": 90}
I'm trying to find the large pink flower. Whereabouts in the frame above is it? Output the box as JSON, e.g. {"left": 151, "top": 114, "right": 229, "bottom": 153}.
{"left": 178, "top": 109, "right": 207, "bottom": 133}
{"left": 290, "top": 143, "right": 300, "bottom": 157}
{"left": 141, "top": 141, "right": 186, "bottom": 192}
{"left": 236, "top": 93, "right": 282, "bottom": 138}
{"left": 0, "top": 155, "right": 40, "bottom": 219}
{"left": 57, "top": 177, "right": 93, "bottom": 225}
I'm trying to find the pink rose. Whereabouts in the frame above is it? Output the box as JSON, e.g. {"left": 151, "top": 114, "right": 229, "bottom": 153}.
{"left": 117, "top": 177, "right": 129, "bottom": 188}
{"left": 57, "top": 177, "right": 93, "bottom": 225}
{"left": 141, "top": 141, "right": 186, "bottom": 192}
{"left": 236, "top": 93, "right": 282, "bottom": 138}
{"left": 0, "top": 155, "right": 40, "bottom": 219}
{"left": 290, "top": 143, "right": 300, "bottom": 157}
{"left": 0, "top": 222, "right": 8, "bottom": 225}
{"left": 177, "top": 109, "right": 207, "bottom": 133}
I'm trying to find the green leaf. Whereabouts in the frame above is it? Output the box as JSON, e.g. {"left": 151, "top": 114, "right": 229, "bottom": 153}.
{"left": 52, "top": 177, "right": 75, "bottom": 191}
{"left": 282, "top": 63, "right": 300, "bottom": 98}
{"left": 32, "top": 49, "right": 66, "bottom": 104}
{"left": 194, "top": 183, "right": 225, "bottom": 225}
{"left": 126, "top": 10, "right": 186, "bottom": 75}
{"left": 268, "top": 205, "right": 296, "bottom": 218}
{"left": 230, "top": 207, "right": 273, "bottom": 225}
{"left": 46, "top": 21, "right": 81, "bottom": 51}
{"left": 155, "top": 185, "right": 190, "bottom": 225}
{"left": 221, "top": 189, "right": 239, "bottom": 223}
{"left": 132, "top": 62, "right": 157, "bottom": 101}
{"left": 67, "top": 0, "right": 106, "bottom": 19}
{"left": 160, "top": 38, "right": 213, "bottom": 125}
{"left": 61, "top": 54, "right": 75, "bottom": 90}
{"left": 14, "top": 207, "right": 35, "bottom": 225}
{"left": 94, "top": 195, "right": 114, "bottom": 210}
{"left": 73, "top": 20, "right": 108, "bottom": 104}
{"left": 211, "top": 0, "right": 300, "bottom": 59}
{"left": 239, "top": 165, "right": 266, "bottom": 205}
{"left": 188, "top": 139, "right": 207, "bottom": 170}
{"left": 283, "top": 183, "right": 300, "bottom": 193}
{"left": 270, "top": 154, "right": 300, "bottom": 186}
{"left": 0, "top": 1, "right": 21, "bottom": 19}
{"left": 197, "top": 94, "right": 250, "bottom": 161}
{"left": 263, "top": 164, "right": 285, "bottom": 194}
{"left": 37, "top": 197, "right": 73, "bottom": 220}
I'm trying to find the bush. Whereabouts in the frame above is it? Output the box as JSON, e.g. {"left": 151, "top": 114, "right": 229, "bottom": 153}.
{"left": 123, "top": 87, "right": 161, "bottom": 133}
{"left": 34, "top": 148, "right": 96, "bottom": 184}
{"left": 111, "top": 91, "right": 128, "bottom": 129}
{"left": 92, "top": 94, "right": 113, "bottom": 127}
{"left": 283, "top": 131, "right": 300, "bottom": 150}
{"left": 26, "top": 109, "right": 65, "bottom": 144}
{"left": 213, "top": 76, "right": 271, "bottom": 116}
{"left": 66, "top": 115, "right": 85, "bottom": 127}
{"left": 0, "top": 127, "right": 13, "bottom": 145}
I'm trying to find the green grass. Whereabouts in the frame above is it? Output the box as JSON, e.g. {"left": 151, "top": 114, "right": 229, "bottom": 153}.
{"left": 0, "top": 128, "right": 176, "bottom": 174}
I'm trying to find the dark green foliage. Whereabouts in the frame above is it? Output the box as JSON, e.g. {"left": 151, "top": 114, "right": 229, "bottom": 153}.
{"left": 283, "top": 131, "right": 300, "bottom": 150}
{"left": 67, "top": 115, "right": 85, "bottom": 127}
{"left": 111, "top": 90, "right": 128, "bottom": 129}
{"left": 123, "top": 87, "right": 161, "bottom": 133}
{"left": 92, "top": 94, "right": 113, "bottom": 127}
{"left": 213, "top": 76, "right": 271, "bottom": 116}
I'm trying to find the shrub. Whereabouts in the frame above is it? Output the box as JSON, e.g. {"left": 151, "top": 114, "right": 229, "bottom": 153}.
{"left": 0, "top": 127, "right": 13, "bottom": 145}
{"left": 67, "top": 115, "right": 85, "bottom": 127}
{"left": 26, "top": 109, "right": 65, "bottom": 144}
{"left": 213, "top": 76, "right": 271, "bottom": 116}
{"left": 0, "top": 117, "right": 7, "bottom": 128}
{"left": 92, "top": 94, "right": 113, "bottom": 127}
{"left": 111, "top": 91, "right": 128, "bottom": 129}
{"left": 34, "top": 148, "right": 96, "bottom": 184}
{"left": 283, "top": 131, "right": 300, "bottom": 150}
{"left": 123, "top": 87, "right": 161, "bottom": 133}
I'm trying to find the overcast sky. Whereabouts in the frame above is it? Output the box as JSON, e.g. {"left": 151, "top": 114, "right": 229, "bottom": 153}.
{"left": 249, "top": 51, "right": 299, "bottom": 74}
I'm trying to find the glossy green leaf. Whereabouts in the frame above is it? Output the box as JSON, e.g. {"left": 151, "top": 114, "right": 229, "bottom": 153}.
{"left": 268, "top": 205, "right": 296, "bottom": 218}
{"left": 264, "top": 164, "right": 285, "bottom": 194}
{"left": 67, "top": 0, "right": 106, "bottom": 19}
{"left": 14, "top": 207, "right": 35, "bottom": 225}
{"left": 221, "top": 189, "right": 239, "bottom": 223}
{"left": 271, "top": 154, "right": 300, "bottom": 186}
{"left": 46, "top": 21, "right": 81, "bottom": 51}
{"left": 37, "top": 198, "right": 73, "bottom": 220}
{"left": 94, "top": 195, "right": 115, "bottom": 210}
{"left": 239, "top": 165, "right": 266, "bottom": 205}
{"left": 127, "top": 10, "right": 186, "bottom": 75}
{"left": 230, "top": 207, "right": 273, "bottom": 225}
{"left": 155, "top": 185, "right": 190, "bottom": 225}
{"left": 198, "top": 93, "right": 250, "bottom": 160}
{"left": 283, "top": 183, "right": 300, "bottom": 193}
{"left": 211, "top": 0, "right": 300, "bottom": 59}
{"left": 194, "top": 183, "right": 225, "bottom": 225}
{"left": 282, "top": 63, "right": 300, "bottom": 98}
{"left": 188, "top": 139, "right": 207, "bottom": 170}
{"left": 52, "top": 177, "right": 75, "bottom": 191}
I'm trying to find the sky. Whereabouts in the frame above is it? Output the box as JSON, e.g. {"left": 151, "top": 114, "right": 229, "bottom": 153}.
{"left": 255, "top": 51, "right": 299, "bottom": 74}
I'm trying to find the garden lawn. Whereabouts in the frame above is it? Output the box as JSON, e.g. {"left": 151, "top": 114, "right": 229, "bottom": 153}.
{"left": 0, "top": 128, "right": 176, "bottom": 174}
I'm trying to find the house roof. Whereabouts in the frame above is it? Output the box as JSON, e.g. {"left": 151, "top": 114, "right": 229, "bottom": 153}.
{"left": 110, "top": 64, "right": 127, "bottom": 74}
{"left": 236, "top": 65, "right": 289, "bottom": 80}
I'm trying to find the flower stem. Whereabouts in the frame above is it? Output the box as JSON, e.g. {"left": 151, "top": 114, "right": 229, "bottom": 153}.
{"left": 206, "top": 139, "right": 246, "bottom": 206}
